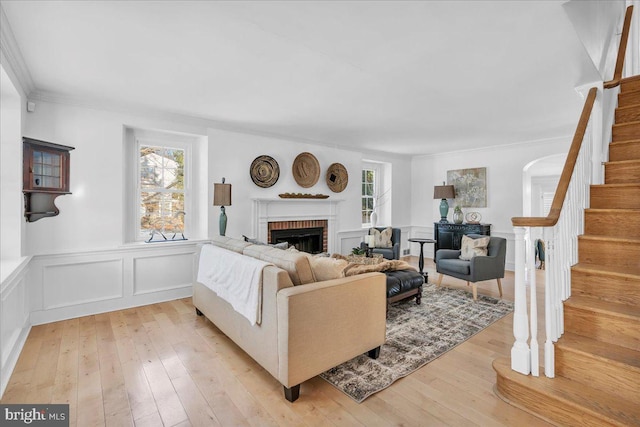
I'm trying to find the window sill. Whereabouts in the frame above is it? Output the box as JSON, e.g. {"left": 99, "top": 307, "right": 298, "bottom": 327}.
{"left": 119, "top": 238, "right": 210, "bottom": 250}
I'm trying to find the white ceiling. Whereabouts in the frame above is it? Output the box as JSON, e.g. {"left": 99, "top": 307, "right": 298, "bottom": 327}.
{"left": 1, "top": 0, "right": 600, "bottom": 156}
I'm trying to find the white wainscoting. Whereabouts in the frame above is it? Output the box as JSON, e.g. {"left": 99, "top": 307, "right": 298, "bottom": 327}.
{"left": 29, "top": 240, "right": 206, "bottom": 325}
{"left": 1, "top": 257, "right": 31, "bottom": 398}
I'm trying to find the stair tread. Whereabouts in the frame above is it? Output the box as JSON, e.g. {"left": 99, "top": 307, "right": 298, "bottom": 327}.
{"left": 573, "top": 262, "right": 640, "bottom": 278}
{"left": 579, "top": 234, "right": 640, "bottom": 244}
{"left": 558, "top": 332, "right": 640, "bottom": 371}
{"left": 565, "top": 295, "right": 640, "bottom": 318}
{"left": 610, "top": 139, "right": 640, "bottom": 145}
{"left": 592, "top": 183, "right": 640, "bottom": 187}
{"left": 613, "top": 119, "right": 640, "bottom": 126}
{"left": 616, "top": 103, "right": 640, "bottom": 111}
{"left": 494, "top": 358, "right": 640, "bottom": 425}
{"left": 585, "top": 208, "right": 640, "bottom": 213}
{"left": 621, "top": 75, "right": 640, "bottom": 84}
{"left": 604, "top": 159, "right": 640, "bottom": 165}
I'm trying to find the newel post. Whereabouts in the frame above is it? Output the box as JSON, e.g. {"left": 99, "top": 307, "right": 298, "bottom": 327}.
{"left": 511, "top": 227, "right": 531, "bottom": 375}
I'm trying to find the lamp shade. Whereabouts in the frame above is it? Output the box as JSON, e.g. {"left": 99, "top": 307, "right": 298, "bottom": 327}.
{"left": 213, "top": 183, "right": 232, "bottom": 206}
{"left": 433, "top": 185, "right": 455, "bottom": 199}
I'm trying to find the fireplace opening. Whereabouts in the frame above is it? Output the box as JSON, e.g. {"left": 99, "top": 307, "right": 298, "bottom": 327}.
{"left": 271, "top": 227, "right": 323, "bottom": 254}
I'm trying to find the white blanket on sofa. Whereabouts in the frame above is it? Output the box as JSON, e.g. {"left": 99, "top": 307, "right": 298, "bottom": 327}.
{"left": 197, "top": 244, "right": 272, "bottom": 325}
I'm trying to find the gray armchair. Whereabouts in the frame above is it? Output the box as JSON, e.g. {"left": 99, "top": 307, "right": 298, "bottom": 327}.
{"left": 360, "top": 227, "right": 401, "bottom": 260}
{"left": 435, "top": 234, "right": 506, "bottom": 300}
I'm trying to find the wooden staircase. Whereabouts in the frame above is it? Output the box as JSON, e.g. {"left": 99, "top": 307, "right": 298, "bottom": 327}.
{"left": 494, "top": 75, "right": 640, "bottom": 426}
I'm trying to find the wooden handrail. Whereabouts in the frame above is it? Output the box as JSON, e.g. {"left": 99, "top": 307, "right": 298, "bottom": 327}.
{"left": 512, "top": 87, "right": 597, "bottom": 227}
{"left": 604, "top": 5, "right": 634, "bottom": 89}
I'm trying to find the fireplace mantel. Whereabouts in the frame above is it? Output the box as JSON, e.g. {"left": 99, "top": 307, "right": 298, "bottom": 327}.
{"left": 251, "top": 198, "right": 344, "bottom": 253}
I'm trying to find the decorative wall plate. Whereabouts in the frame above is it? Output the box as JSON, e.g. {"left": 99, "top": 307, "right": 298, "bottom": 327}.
{"left": 465, "top": 211, "right": 482, "bottom": 224}
{"left": 292, "top": 152, "right": 320, "bottom": 188}
{"left": 326, "top": 162, "right": 348, "bottom": 193}
{"left": 250, "top": 155, "right": 280, "bottom": 188}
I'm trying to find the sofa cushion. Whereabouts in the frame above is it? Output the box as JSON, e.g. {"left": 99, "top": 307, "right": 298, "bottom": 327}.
{"left": 438, "top": 258, "right": 470, "bottom": 275}
{"left": 370, "top": 227, "right": 393, "bottom": 248}
{"left": 459, "top": 235, "right": 490, "bottom": 260}
{"left": 211, "top": 235, "right": 252, "bottom": 253}
{"left": 309, "top": 256, "right": 348, "bottom": 281}
{"left": 243, "top": 244, "right": 315, "bottom": 285}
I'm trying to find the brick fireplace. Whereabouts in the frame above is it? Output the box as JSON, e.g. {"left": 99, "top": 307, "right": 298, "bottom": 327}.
{"left": 252, "top": 198, "right": 343, "bottom": 254}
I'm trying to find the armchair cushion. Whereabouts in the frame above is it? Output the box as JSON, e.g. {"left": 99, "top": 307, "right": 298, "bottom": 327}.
{"left": 437, "top": 259, "right": 470, "bottom": 275}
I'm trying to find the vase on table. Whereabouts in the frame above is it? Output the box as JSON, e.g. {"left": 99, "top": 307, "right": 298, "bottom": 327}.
{"left": 370, "top": 210, "right": 378, "bottom": 227}
{"left": 453, "top": 206, "right": 463, "bottom": 224}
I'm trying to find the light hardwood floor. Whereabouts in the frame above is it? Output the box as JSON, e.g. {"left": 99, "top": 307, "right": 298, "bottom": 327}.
{"left": 1, "top": 257, "right": 552, "bottom": 426}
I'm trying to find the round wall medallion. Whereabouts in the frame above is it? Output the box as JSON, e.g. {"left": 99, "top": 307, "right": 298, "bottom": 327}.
{"left": 292, "top": 152, "right": 320, "bottom": 188}
{"left": 326, "top": 163, "right": 348, "bottom": 193}
{"left": 250, "top": 155, "right": 280, "bottom": 188}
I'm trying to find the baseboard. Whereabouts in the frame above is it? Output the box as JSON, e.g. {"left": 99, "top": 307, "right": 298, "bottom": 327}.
{"left": 0, "top": 323, "right": 31, "bottom": 399}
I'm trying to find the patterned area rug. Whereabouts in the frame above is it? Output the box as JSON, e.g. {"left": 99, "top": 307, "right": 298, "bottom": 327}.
{"left": 320, "top": 282, "right": 514, "bottom": 402}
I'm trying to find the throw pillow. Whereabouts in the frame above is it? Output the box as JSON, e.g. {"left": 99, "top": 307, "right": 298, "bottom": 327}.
{"left": 459, "top": 235, "right": 490, "bottom": 261}
{"left": 369, "top": 227, "right": 393, "bottom": 248}
{"left": 310, "top": 256, "right": 348, "bottom": 281}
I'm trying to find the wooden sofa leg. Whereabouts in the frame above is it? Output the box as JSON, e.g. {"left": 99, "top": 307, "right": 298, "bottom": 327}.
{"left": 496, "top": 278, "right": 503, "bottom": 297}
{"left": 472, "top": 284, "right": 478, "bottom": 301}
{"left": 367, "top": 346, "right": 381, "bottom": 359}
{"left": 195, "top": 308, "right": 203, "bottom": 316}
{"left": 284, "top": 384, "right": 300, "bottom": 402}
{"left": 436, "top": 274, "right": 443, "bottom": 287}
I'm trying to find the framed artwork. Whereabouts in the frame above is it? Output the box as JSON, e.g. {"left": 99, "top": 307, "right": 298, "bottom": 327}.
{"left": 447, "top": 167, "right": 487, "bottom": 207}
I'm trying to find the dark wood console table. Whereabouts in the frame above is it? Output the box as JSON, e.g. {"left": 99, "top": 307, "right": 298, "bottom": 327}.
{"left": 433, "top": 222, "right": 491, "bottom": 252}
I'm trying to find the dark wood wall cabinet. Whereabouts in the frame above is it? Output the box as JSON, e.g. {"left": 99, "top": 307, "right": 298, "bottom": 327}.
{"left": 23, "top": 137, "right": 75, "bottom": 222}
{"left": 433, "top": 222, "right": 491, "bottom": 252}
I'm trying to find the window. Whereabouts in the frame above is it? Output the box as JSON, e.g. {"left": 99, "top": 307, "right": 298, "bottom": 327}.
{"left": 125, "top": 127, "right": 206, "bottom": 244}
{"left": 137, "top": 140, "right": 189, "bottom": 241}
{"left": 362, "top": 168, "right": 376, "bottom": 225}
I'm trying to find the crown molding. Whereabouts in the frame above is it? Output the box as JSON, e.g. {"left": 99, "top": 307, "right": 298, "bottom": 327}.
{"left": 0, "top": 5, "right": 36, "bottom": 95}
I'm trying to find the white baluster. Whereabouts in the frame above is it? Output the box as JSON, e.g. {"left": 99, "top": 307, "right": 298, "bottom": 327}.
{"left": 529, "top": 228, "right": 539, "bottom": 376}
{"left": 511, "top": 227, "right": 531, "bottom": 375}
{"left": 544, "top": 226, "right": 555, "bottom": 377}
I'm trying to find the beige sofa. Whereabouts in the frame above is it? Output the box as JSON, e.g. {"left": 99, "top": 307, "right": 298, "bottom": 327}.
{"left": 193, "top": 235, "right": 387, "bottom": 402}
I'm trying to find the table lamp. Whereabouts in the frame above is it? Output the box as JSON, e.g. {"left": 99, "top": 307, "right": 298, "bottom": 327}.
{"left": 433, "top": 183, "right": 455, "bottom": 223}
{"left": 213, "top": 177, "right": 232, "bottom": 236}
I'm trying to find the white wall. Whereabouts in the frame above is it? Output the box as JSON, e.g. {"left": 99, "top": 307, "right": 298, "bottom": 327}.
{"left": 0, "top": 64, "right": 25, "bottom": 261}
{"left": 0, "top": 60, "right": 30, "bottom": 399}
{"left": 563, "top": 0, "right": 626, "bottom": 80}
{"left": 207, "top": 128, "right": 414, "bottom": 254}
{"left": 410, "top": 137, "right": 572, "bottom": 268}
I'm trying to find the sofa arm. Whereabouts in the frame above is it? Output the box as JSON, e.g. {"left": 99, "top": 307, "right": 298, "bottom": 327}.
{"left": 276, "top": 272, "right": 387, "bottom": 388}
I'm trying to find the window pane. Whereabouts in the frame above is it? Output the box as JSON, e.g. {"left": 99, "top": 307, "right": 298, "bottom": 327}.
{"left": 140, "top": 147, "right": 164, "bottom": 188}
{"left": 364, "top": 184, "right": 374, "bottom": 196}
{"left": 366, "top": 198, "right": 374, "bottom": 210}
{"left": 365, "top": 170, "right": 374, "bottom": 183}
{"left": 140, "top": 192, "right": 185, "bottom": 234}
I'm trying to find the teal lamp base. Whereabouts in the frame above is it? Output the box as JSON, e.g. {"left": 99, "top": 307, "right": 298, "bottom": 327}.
{"left": 439, "top": 199, "right": 450, "bottom": 223}
{"left": 219, "top": 206, "right": 227, "bottom": 236}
